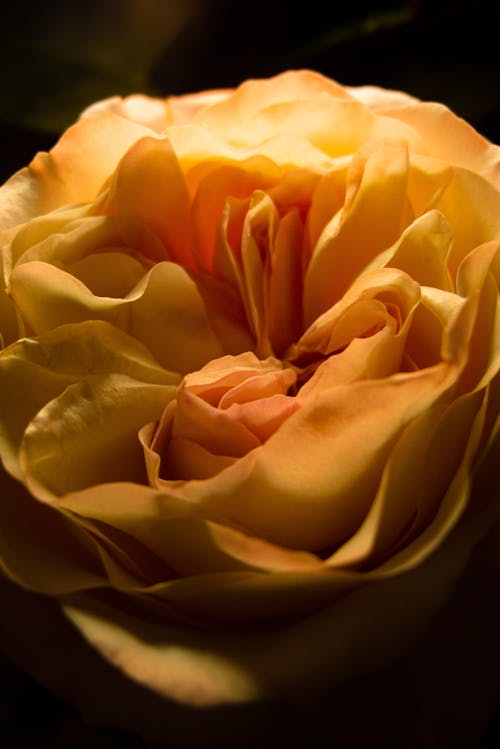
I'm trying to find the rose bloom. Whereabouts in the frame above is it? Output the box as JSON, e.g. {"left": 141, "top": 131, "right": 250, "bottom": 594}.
{"left": 0, "top": 71, "right": 499, "bottom": 723}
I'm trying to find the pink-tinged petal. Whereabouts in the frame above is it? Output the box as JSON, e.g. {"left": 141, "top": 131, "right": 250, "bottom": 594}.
{"left": 0, "top": 115, "right": 154, "bottom": 232}
{"left": 303, "top": 141, "right": 411, "bottom": 326}
{"left": 187, "top": 363, "right": 456, "bottom": 551}
{"left": 378, "top": 101, "right": 500, "bottom": 186}
{"left": 107, "top": 136, "right": 192, "bottom": 267}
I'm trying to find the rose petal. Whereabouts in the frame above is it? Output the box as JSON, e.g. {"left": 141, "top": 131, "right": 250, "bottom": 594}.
{"left": 20, "top": 373, "right": 175, "bottom": 500}
{"left": 9, "top": 260, "right": 224, "bottom": 373}
{"left": 0, "top": 468, "right": 104, "bottom": 593}
{"left": 303, "top": 141, "right": 411, "bottom": 325}
{"left": 0, "top": 114, "right": 154, "bottom": 231}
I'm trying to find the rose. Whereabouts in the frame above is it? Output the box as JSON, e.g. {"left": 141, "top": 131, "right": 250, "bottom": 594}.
{"left": 0, "top": 70, "right": 499, "bottom": 723}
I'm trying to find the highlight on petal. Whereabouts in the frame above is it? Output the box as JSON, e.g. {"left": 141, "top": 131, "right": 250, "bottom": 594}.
{"left": 1, "top": 69, "right": 500, "bottom": 713}
{"left": 80, "top": 94, "right": 170, "bottom": 132}
{"left": 0, "top": 115, "right": 154, "bottom": 232}
{"left": 378, "top": 100, "right": 500, "bottom": 186}
{"left": 9, "top": 260, "right": 224, "bottom": 373}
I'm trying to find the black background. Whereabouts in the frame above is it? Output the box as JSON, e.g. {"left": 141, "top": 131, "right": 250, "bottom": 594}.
{"left": 1, "top": 1, "right": 499, "bottom": 746}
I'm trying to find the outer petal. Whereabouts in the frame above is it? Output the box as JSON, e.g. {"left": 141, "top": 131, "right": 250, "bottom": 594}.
{"left": 378, "top": 101, "right": 500, "bottom": 186}
{"left": 0, "top": 114, "right": 154, "bottom": 232}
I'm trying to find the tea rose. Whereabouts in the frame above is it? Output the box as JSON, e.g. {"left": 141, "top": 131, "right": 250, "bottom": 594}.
{"left": 0, "top": 71, "right": 499, "bottom": 716}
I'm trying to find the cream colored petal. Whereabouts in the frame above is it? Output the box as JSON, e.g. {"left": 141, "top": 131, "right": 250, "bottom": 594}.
{"left": 12, "top": 215, "right": 124, "bottom": 269}
{"left": 346, "top": 84, "right": 419, "bottom": 110}
{"left": 166, "top": 89, "right": 232, "bottom": 125}
{"left": 193, "top": 70, "right": 352, "bottom": 137}
{"left": 80, "top": 94, "right": 169, "bottom": 133}
{"left": 378, "top": 101, "right": 500, "bottom": 186}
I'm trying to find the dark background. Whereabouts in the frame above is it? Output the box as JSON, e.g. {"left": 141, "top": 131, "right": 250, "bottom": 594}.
{"left": 1, "top": 1, "right": 500, "bottom": 746}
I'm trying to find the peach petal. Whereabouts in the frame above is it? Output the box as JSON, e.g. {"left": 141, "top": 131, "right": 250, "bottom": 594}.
{"left": 267, "top": 209, "right": 304, "bottom": 356}
{"left": 163, "top": 436, "right": 236, "bottom": 481}
{"left": 304, "top": 141, "right": 411, "bottom": 325}
{"left": 169, "top": 391, "right": 261, "bottom": 458}
{"left": 378, "top": 101, "right": 500, "bottom": 186}
{"left": 80, "top": 94, "right": 170, "bottom": 132}
{"left": 363, "top": 210, "right": 454, "bottom": 291}
{"left": 294, "top": 267, "right": 420, "bottom": 360}
{"left": 436, "top": 167, "right": 500, "bottom": 279}
{"left": 406, "top": 153, "right": 453, "bottom": 216}
{"left": 0, "top": 115, "right": 154, "bottom": 232}
{"left": 327, "top": 387, "right": 487, "bottom": 569}
{"left": 224, "top": 394, "right": 299, "bottom": 443}
{"left": 191, "top": 161, "right": 278, "bottom": 273}
{"left": 188, "top": 363, "right": 456, "bottom": 551}
{"left": 108, "top": 136, "right": 192, "bottom": 267}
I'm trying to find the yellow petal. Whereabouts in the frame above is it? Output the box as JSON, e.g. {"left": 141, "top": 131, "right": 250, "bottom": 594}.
{"left": 20, "top": 374, "right": 175, "bottom": 500}
{"left": 10, "top": 260, "right": 224, "bottom": 373}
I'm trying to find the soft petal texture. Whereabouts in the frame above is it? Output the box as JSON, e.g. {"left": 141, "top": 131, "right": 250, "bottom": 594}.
{"left": 0, "top": 70, "right": 499, "bottom": 713}
{"left": 0, "top": 115, "right": 155, "bottom": 232}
